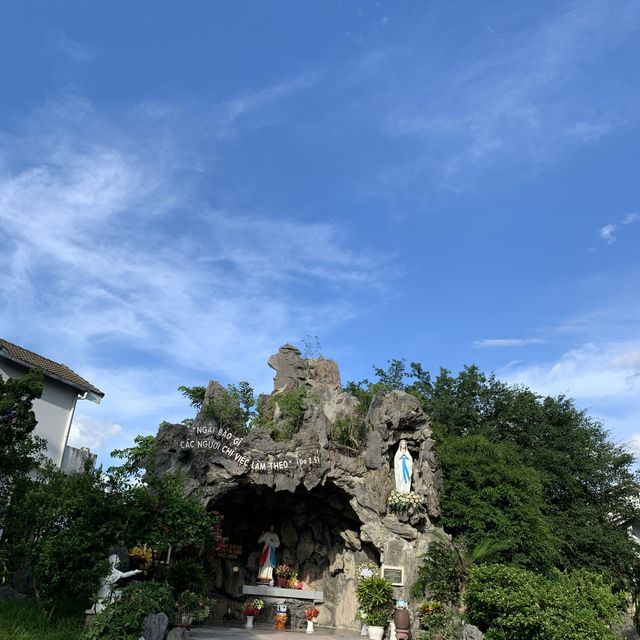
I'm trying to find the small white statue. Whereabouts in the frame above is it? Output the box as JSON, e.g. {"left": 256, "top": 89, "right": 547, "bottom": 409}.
{"left": 86, "top": 554, "right": 142, "bottom": 614}
{"left": 257, "top": 526, "right": 280, "bottom": 583}
{"left": 394, "top": 440, "right": 413, "bottom": 494}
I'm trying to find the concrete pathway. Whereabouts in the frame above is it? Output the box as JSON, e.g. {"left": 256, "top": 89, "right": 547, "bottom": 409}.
{"left": 191, "top": 624, "right": 361, "bottom": 640}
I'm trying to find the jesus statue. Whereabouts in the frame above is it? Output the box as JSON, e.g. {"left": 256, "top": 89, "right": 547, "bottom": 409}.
{"left": 257, "top": 526, "right": 280, "bottom": 583}
{"left": 394, "top": 440, "right": 413, "bottom": 494}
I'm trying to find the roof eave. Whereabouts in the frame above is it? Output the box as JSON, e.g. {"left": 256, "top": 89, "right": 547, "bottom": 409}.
{"left": 0, "top": 351, "right": 104, "bottom": 399}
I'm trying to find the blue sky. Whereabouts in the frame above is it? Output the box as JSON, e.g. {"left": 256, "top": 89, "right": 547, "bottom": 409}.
{"left": 1, "top": 0, "right": 639, "bottom": 467}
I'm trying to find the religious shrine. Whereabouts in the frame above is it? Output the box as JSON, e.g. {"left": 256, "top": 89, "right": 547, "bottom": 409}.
{"left": 154, "top": 345, "right": 444, "bottom": 633}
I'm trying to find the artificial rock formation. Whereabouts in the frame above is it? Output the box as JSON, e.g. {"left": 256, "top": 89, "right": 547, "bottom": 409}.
{"left": 155, "top": 345, "right": 443, "bottom": 631}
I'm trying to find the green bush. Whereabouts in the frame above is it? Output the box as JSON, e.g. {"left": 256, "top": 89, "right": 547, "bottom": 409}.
{"left": 257, "top": 387, "right": 307, "bottom": 441}
{"left": 328, "top": 416, "right": 369, "bottom": 452}
{"left": 411, "top": 541, "right": 461, "bottom": 602}
{"left": 204, "top": 390, "right": 247, "bottom": 436}
{"left": 166, "top": 557, "right": 207, "bottom": 597}
{"left": 466, "top": 564, "right": 625, "bottom": 640}
{"left": 417, "top": 601, "right": 460, "bottom": 640}
{"left": 83, "top": 581, "right": 173, "bottom": 640}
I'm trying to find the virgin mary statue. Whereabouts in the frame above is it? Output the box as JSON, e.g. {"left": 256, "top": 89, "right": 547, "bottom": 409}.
{"left": 394, "top": 440, "right": 413, "bottom": 494}
{"left": 257, "top": 526, "right": 280, "bottom": 583}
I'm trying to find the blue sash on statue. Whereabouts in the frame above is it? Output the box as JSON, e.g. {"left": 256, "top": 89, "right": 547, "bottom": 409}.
{"left": 401, "top": 455, "right": 411, "bottom": 483}
{"left": 270, "top": 544, "right": 277, "bottom": 567}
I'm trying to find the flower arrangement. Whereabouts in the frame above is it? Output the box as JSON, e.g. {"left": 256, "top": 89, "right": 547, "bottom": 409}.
{"left": 357, "top": 561, "right": 380, "bottom": 581}
{"left": 274, "top": 564, "right": 292, "bottom": 578}
{"left": 242, "top": 598, "right": 265, "bottom": 617}
{"left": 387, "top": 490, "right": 422, "bottom": 514}
{"left": 175, "top": 590, "right": 211, "bottom": 624}
{"left": 305, "top": 606, "right": 319, "bottom": 621}
{"left": 129, "top": 545, "right": 153, "bottom": 574}
{"left": 288, "top": 569, "right": 300, "bottom": 588}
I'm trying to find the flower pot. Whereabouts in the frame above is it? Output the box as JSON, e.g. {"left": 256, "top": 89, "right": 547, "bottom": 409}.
{"left": 368, "top": 625, "right": 385, "bottom": 640}
{"left": 245, "top": 615, "right": 254, "bottom": 628}
{"left": 275, "top": 613, "right": 288, "bottom": 630}
{"left": 306, "top": 620, "right": 314, "bottom": 634}
{"left": 277, "top": 577, "right": 287, "bottom": 588}
{"left": 393, "top": 608, "right": 410, "bottom": 631}
{"left": 361, "top": 624, "right": 369, "bottom": 636}
{"left": 180, "top": 613, "right": 194, "bottom": 625}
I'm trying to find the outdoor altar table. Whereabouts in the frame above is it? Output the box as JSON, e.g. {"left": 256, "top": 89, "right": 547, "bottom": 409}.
{"left": 242, "top": 585, "right": 324, "bottom": 602}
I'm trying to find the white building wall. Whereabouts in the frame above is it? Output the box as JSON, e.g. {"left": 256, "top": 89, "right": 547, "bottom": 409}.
{"left": 0, "top": 358, "right": 79, "bottom": 468}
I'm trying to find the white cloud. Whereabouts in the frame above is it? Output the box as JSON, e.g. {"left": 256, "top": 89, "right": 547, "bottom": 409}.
{"left": 0, "top": 94, "right": 391, "bottom": 461}
{"left": 68, "top": 415, "right": 122, "bottom": 451}
{"left": 598, "top": 212, "right": 638, "bottom": 243}
{"left": 627, "top": 434, "right": 640, "bottom": 458}
{"left": 600, "top": 223, "right": 617, "bottom": 243}
{"left": 503, "top": 341, "right": 640, "bottom": 401}
{"left": 473, "top": 338, "right": 545, "bottom": 348}
{"left": 379, "top": 0, "right": 640, "bottom": 189}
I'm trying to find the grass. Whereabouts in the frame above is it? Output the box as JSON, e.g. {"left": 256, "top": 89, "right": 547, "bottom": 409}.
{"left": 0, "top": 599, "right": 84, "bottom": 640}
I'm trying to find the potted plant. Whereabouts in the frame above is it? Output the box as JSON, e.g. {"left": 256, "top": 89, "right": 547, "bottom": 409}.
{"left": 356, "top": 574, "right": 394, "bottom": 640}
{"left": 365, "top": 609, "right": 391, "bottom": 640}
{"left": 274, "top": 564, "right": 291, "bottom": 588}
{"left": 175, "top": 590, "right": 211, "bottom": 626}
{"left": 287, "top": 569, "right": 300, "bottom": 588}
{"left": 305, "top": 605, "right": 319, "bottom": 634}
{"left": 242, "top": 598, "right": 264, "bottom": 628}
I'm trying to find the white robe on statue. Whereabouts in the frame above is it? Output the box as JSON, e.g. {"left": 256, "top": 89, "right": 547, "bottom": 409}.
{"left": 257, "top": 530, "right": 280, "bottom": 582}
{"left": 394, "top": 440, "right": 413, "bottom": 494}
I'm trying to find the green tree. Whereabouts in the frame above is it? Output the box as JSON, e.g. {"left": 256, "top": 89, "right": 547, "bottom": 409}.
{"left": 178, "top": 385, "right": 206, "bottom": 410}
{"left": 108, "top": 436, "right": 224, "bottom": 553}
{"left": 0, "top": 369, "right": 45, "bottom": 527}
{"left": 4, "top": 464, "right": 126, "bottom": 619}
{"left": 437, "top": 435, "right": 558, "bottom": 571}
{"left": 348, "top": 362, "right": 640, "bottom": 588}
{"left": 0, "top": 369, "right": 45, "bottom": 471}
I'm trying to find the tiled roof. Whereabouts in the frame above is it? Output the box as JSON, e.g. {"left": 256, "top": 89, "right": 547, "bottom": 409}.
{"left": 0, "top": 338, "right": 104, "bottom": 397}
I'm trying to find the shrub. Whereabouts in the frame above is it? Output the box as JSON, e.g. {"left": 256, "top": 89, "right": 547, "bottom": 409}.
{"left": 329, "top": 416, "right": 369, "bottom": 452}
{"left": 411, "top": 541, "right": 462, "bottom": 602}
{"left": 466, "top": 564, "right": 625, "bottom": 640}
{"left": 83, "top": 581, "right": 173, "bottom": 640}
{"left": 204, "top": 390, "right": 247, "bottom": 436}
{"left": 257, "top": 387, "right": 307, "bottom": 441}
{"left": 417, "top": 601, "right": 460, "bottom": 640}
{"left": 166, "top": 557, "right": 207, "bottom": 597}
{"left": 174, "top": 590, "right": 211, "bottom": 623}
